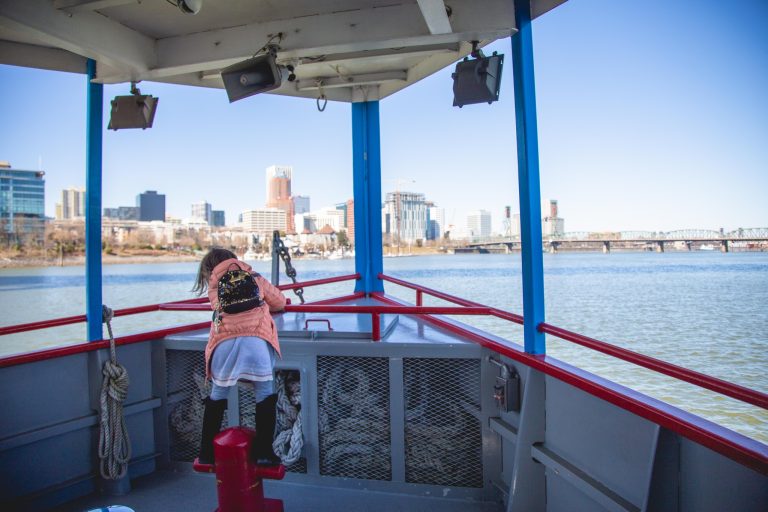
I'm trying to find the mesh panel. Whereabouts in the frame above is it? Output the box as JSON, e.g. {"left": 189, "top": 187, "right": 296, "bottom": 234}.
{"left": 318, "top": 356, "right": 391, "bottom": 481}
{"left": 239, "top": 373, "right": 307, "bottom": 474}
{"left": 404, "top": 358, "right": 483, "bottom": 487}
{"left": 166, "top": 350, "right": 227, "bottom": 462}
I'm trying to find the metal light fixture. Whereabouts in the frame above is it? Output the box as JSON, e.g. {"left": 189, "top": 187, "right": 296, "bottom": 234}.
{"left": 452, "top": 42, "right": 504, "bottom": 108}
{"left": 108, "top": 83, "right": 158, "bottom": 130}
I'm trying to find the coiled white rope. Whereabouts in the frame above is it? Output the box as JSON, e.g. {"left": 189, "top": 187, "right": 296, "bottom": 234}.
{"left": 97, "top": 305, "right": 132, "bottom": 480}
{"left": 272, "top": 371, "right": 303, "bottom": 465}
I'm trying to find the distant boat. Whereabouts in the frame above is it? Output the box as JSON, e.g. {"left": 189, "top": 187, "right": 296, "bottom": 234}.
{"left": 243, "top": 249, "right": 260, "bottom": 260}
{"left": 700, "top": 244, "right": 715, "bottom": 251}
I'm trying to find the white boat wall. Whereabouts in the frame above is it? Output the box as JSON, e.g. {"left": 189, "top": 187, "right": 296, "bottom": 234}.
{"left": 0, "top": 1, "right": 766, "bottom": 511}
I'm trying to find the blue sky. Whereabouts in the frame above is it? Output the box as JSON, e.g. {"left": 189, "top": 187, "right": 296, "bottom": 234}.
{"left": 1, "top": 0, "right": 766, "bottom": 234}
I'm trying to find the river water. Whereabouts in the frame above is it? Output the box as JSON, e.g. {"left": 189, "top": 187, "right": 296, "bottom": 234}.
{"left": 1, "top": 252, "right": 766, "bottom": 443}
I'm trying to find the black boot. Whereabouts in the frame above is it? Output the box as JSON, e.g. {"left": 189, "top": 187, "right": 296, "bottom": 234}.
{"left": 254, "top": 394, "right": 280, "bottom": 465}
{"left": 198, "top": 397, "right": 227, "bottom": 465}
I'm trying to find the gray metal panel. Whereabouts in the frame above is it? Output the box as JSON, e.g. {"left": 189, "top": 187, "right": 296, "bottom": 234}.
{"left": 544, "top": 376, "right": 657, "bottom": 509}
{"left": 679, "top": 438, "right": 768, "bottom": 512}
{"left": 508, "top": 367, "right": 546, "bottom": 512}
{"left": 646, "top": 427, "right": 679, "bottom": 512}
{"left": 0, "top": 426, "right": 92, "bottom": 501}
{"left": 275, "top": 310, "right": 398, "bottom": 339}
{"left": 0, "top": 355, "right": 91, "bottom": 439}
{"left": 533, "top": 445, "right": 639, "bottom": 512}
{"left": 545, "top": 465, "right": 617, "bottom": 512}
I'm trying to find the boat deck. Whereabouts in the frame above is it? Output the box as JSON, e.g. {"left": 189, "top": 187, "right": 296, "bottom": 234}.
{"left": 53, "top": 468, "right": 502, "bottom": 512}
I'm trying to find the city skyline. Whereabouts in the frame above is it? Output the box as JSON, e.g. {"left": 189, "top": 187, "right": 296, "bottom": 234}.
{"left": 0, "top": 0, "right": 766, "bottom": 233}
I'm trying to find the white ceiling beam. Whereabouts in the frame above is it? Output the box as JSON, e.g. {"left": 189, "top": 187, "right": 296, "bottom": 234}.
{"left": 0, "top": 40, "right": 87, "bottom": 74}
{"left": 417, "top": 0, "right": 453, "bottom": 35}
{"left": 117, "top": 2, "right": 512, "bottom": 85}
{"left": 0, "top": 0, "right": 156, "bottom": 75}
{"left": 295, "top": 71, "right": 407, "bottom": 91}
{"left": 54, "top": 0, "right": 140, "bottom": 13}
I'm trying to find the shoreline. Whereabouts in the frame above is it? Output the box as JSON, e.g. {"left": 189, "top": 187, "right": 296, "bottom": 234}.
{"left": 1, "top": 247, "right": 761, "bottom": 269}
{"left": 0, "top": 253, "right": 201, "bottom": 269}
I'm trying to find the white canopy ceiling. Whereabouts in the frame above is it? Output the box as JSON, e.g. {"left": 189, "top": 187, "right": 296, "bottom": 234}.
{"left": 0, "top": 0, "right": 566, "bottom": 102}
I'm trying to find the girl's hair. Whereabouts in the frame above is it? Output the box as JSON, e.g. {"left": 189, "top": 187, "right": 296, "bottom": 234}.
{"left": 192, "top": 247, "right": 238, "bottom": 295}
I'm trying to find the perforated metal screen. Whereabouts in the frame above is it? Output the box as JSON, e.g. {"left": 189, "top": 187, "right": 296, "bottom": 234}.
{"left": 404, "top": 358, "right": 483, "bottom": 487}
{"left": 317, "top": 356, "right": 391, "bottom": 481}
{"left": 166, "top": 350, "right": 219, "bottom": 462}
{"left": 238, "top": 371, "right": 307, "bottom": 473}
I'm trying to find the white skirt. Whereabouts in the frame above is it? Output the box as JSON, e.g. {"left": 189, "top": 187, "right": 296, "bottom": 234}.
{"left": 210, "top": 336, "right": 276, "bottom": 387}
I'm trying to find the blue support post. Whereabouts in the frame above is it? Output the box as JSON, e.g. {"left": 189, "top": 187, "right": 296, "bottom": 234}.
{"left": 512, "top": 0, "right": 546, "bottom": 354}
{"left": 85, "top": 59, "right": 103, "bottom": 341}
{"left": 352, "top": 101, "right": 384, "bottom": 294}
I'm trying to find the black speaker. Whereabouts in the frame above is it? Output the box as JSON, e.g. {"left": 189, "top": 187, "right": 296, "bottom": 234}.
{"left": 221, "top": 54, "right": 284, "bottom": 103}
{"left": 108, "top": 94, "right": 158, "bottom": 130}
{"left": 451, "top": 53, "right": 504, "bottom": 107}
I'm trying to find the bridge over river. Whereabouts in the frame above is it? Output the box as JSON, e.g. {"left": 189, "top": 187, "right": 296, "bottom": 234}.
{"left": 460, "top": 228, "right": 768, "bottom": 254}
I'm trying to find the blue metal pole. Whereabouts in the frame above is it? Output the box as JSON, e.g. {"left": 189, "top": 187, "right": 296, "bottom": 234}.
{"left": 352, "top": 101, "right": 384, "bottom": 294}
{"left": 511, "top": 0, "right": 545, "bottom": 354}
{"left": 85, "top": 59, "right": 103, "bottom": 341}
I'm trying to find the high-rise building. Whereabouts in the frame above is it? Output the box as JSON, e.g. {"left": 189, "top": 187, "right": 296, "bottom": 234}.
{"left": 56, "top": 187, "right": 85, "bottom": 220}
{"left": 542, "top": 199, "right": 565, "bottom": 237}
{"left": 211, "top": 210, "right": 225, "bottom": 227}
{"left": 191, "top": 201, "right": 212, "bottom": 224}
{"left": 0, "top": 162, "right": 45, "bottom": 244}
{"left": 293, "top": 195, "right": 310, "bottom": 215}
{"left": 137, "top": 190, "right": 165, "bottom": 221}
{"left": 427, "top": 206, "right": 445, "bottom": 240}
{"left": 241, "top": 207, "right": 287, "bottom": 234}
{"left": 467, "top": 210, "right": 492, "bottom": 239}
{"left": 265, "top": 165, "right": 294, "bottom": 232}
{"left": 382, "top": 191, "right": 427, "bottom": 243}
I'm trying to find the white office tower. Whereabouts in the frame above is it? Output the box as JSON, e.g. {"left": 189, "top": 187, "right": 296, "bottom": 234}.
{"left": 191, "top": 201, "right": 212, "bottom": 224}
{"left": 382, "top": 191, "right": 427, "bottom": 243}
{"left": 241, "top": 208, "right": 287, "bottom": 234}
{"left": 467, "top": 210, "right": 492, "bottom": 240}
{"left": 57, "top": 187, "right": 85, "bottom": 220}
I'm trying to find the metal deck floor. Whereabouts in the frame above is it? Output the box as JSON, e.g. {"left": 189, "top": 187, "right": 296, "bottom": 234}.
{"left": 53, "top": 468, "right": 503, "bottom": 512}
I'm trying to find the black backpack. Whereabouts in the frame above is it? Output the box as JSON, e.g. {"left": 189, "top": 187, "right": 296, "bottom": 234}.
{"left": 217, "top": 265, "right": 263, "bottom": 314}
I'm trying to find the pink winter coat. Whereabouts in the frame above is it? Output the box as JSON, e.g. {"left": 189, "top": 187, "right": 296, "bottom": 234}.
{"left": 204, "top": 258, "right": 286, "bottom": 377}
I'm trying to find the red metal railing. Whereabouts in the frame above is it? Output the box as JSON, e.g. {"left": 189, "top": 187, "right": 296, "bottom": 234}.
{"left": 371, "top": 290, "right": 768, "bottom": 475}
{"left": 0, "top": 273, "right": 360, "bottom": 337}
{"left": 379, "top": 273, "right": 768, "bottom": 411}
{"left": 0, "top": 270, "right": 765, "bottom": 473}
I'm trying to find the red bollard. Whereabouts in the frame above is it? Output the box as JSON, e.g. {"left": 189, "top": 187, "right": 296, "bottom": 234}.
{"left": 195, "top": 426, "right": 285, "bottom": 512}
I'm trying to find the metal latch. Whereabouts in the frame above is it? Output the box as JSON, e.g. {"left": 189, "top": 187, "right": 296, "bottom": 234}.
{"left": 488, "top": 356, "right": 520, "bottom": 412}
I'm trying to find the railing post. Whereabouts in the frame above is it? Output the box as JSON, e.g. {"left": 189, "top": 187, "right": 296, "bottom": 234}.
{"left": 371, "top": 313, "right": 381, "bottom": 341}
{"left": 511, "top": 0, "right": 545, "bottom": 354}
{"left": 85, "top": 59, "right": 103, "bottom": 342}
{"left": 352, "top": 101, "right": 384, "bottom": 294}
{"left": 416, "top": 290, "right": 423, "bottom": 306}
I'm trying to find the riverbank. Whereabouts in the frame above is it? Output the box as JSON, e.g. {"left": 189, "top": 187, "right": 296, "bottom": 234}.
{"left": 0, "top": 251, "right": 201, "bottom": 269}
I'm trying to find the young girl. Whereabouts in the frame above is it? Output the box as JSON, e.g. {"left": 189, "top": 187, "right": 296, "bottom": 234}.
{"left": 192, "top": 248, "right": 286, "bottom": 465}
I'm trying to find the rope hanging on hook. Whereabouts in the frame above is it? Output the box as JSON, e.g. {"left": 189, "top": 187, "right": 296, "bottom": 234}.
{"left": 97, "top": 305, "right": 132, "bottom": 480}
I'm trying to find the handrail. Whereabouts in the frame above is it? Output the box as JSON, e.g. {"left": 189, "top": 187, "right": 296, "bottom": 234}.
{"left": 379, "top": 273, "right": 768, "bottom": 410}
{"left": 539, "top": 323, "right": 768, "bottom": 410}
{"left": 380, "top": 274, "right": 524, "bottom": 324}
{"left": 0, "top": 273, "right": 360, "bottom": 337}
{"left": 0, "top": 296, "right": 209, "bottom": 336}
{"left": 371, "top": 291, "right": 768, "bottom": 476}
